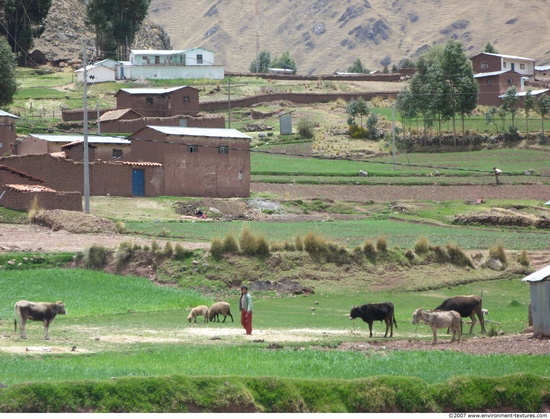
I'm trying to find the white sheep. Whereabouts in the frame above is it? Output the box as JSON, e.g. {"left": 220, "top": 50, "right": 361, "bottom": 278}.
{"left": 187, "top": 305, "right": 209, "bottom": 323}
{"left": 207, "top": 302, "right": 234, "bottom": 323}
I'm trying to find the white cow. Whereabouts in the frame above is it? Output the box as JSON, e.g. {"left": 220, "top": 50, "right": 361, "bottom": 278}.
{"left": 412, "top": 308, "right": 461, "bottom": 344}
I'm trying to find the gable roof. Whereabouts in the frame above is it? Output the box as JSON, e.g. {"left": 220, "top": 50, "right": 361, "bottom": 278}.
{"left": 498, "top": 89, "right": 550, "bottom": 98}
{"left": 116, "top": 86, "right": 193, "bottom": 96}
{"left": 136, "top": 126, "right": 252, "bottom": 140}
{"left": 75, "top": 59, "right": 118, "bottom": 73}
{"left": 131, "top": 49, "right": 186, "bottom": 56}
{"left": 474, "top": 70, "right": 515, "bottom": 78}
{"left": 24, "top": 134, "right": 130, "bottom": 145}
{"left": 472, "top": 52, "right": 536, "bottom": 62}
{"left": 522, "top": 265, "right": 550, "bottom": 283}
{"left": 100, "top": 108, "right": 143, "bottom": 122}
{"left": 0, "top": 110, "right": 19, "bottom": 119}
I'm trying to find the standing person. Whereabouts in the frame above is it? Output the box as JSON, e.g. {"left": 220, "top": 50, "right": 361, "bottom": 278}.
{"left": 493, "top": 167, "right": 502, "bottom": 185}
{"left": 239, "top": 285, "right": 253, "bottom": 335}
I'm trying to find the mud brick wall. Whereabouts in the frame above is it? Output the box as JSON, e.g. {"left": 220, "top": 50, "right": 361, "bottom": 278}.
{"left": 101, "top": 114, "right": 225, "bottom": 134}
{"left": 0, "top": 188, "right": 82, "bottom": 211}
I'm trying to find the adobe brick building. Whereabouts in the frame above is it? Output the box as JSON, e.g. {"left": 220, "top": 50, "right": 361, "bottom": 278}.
{"left": 115, "top": 86, "right": 199, "bottom": 117}
{"left": 0, "top": 110, "right": 19, "bottom": 156}
{"left": 128, "top": 126, "right": 251, "bottom": 197}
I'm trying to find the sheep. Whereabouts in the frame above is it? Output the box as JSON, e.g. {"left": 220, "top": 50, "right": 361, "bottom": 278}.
{"left": 207, "top": 302, "right": 233, "bottom": 323}
{"left": 187, "top": 305, "right": 209, "bottom": 323}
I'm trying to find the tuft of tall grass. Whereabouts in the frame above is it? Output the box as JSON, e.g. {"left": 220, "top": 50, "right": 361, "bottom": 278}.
{"left": 27, "top": 196, "right": 42, "bottom": 220}
{"left": 488, "top": 243, "right": 507, "bottom": 266}
{"left": 84, "top": 245, "right": 111, "bottom": 269}
{"left": 414, "top": 237, "right": 429, "bottom": 254}
{"left": 114, "top": 242, "right": 134, "bottom": 269}
{"left": 445, "top": 243, "right": 474, "bottom": 268}
{"left": 222, "top": 233, "right": 239, "bottom": 253}
{"left": 210, "top": 238, "right": 224, "bottom": 260}
{"left": 376, "top": 236, "right": 388, "bottom": 253}
{"left": 517, "top": 250, "right": 530, "bottom": 267}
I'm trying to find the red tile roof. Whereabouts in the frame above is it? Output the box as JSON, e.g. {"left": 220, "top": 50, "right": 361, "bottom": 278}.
{"left": 0, "top": 165, "right": 45, "bottom": 183}
{"left": 3, "top": 184, "right": 56, "bottom": 192}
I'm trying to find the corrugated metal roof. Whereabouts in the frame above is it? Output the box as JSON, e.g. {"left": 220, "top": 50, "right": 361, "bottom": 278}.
{"left": 3, "top": 184, "right": 56, "bottom": 192}
{"left": 61, "top": 140, "right": 97, "bottom": 149}
{"left": 535, "top": 65, "right": 550, "bottom": 71}
{"left": 0, "top": 110, "right": 19, "bottom": 119}
{"left": 498, "top": 89, "right": 549, "bottom": 98}
{"left": 142, "top": 126, "right": 252, "bottom": 140}
{"left": 522, "top": 265, "right": 550, "bottom": 282}
{"left": 26, "top": 134, "right": 130, "bottom": 144}
{"left": 481, "top": 52, "right": 536, "bottom": 62}
{"left": 474, "top": 70, "right": 509, "bottom": 78}
{"left": 131, "top": 49, "right": 186, "bottom": 56}
{"left": 118, "top": 86, "right": 188, "bottom": 95}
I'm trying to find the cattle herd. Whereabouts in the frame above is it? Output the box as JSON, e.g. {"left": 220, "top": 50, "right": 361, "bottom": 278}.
{"left": 349, "top": 295, "right": 486, "bottom": 344}
{"left": 12, "top": 295, "right": 485, "bottom": 343}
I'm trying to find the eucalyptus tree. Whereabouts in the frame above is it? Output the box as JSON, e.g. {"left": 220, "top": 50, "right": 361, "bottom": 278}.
{"left": 86, "top": 0, "right": 150, "bottom": 60}
{"left": 395, "top": 88, "right": 418, "bottom": 137}
{"left": 501, "top": 86, "right": 519, "bottom": 128}
{"left": 249, "top": 50, "right": 271, "bottom": 73}
{"left": 536, "top": 94, "right": 550, "bottom": 139}
{"left": 348, "top": 58, "right": 367, "bottom": 73}
{"left": 0, "top": 0, "right": 51, "bottom": 62}
{"left": 484, "top": 42, "right": 498, "bottom": 54}
{"left": 523, "top": 90, "right": 536, "bottom": 139}
{"left": 0, "top": 37, "right": 17, "bottom": 107}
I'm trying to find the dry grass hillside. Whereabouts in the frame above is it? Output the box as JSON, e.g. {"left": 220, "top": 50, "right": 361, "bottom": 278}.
{"left": 30, "top": 0, "right": 550, "bottom": 73}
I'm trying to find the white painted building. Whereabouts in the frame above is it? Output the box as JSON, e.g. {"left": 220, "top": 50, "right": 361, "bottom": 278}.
{"left": 76, "top": 59, "right": 118, "bottom": 83}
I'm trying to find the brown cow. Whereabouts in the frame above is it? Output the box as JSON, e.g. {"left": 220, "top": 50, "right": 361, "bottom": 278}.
{"left": 434, "top": 295, "right": 485, "bottom": 334}
{"left": 14, "top": 300, "right": 67, "bottom": 340}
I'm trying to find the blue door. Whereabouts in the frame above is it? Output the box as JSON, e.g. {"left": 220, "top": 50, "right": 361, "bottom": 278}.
{"left": 132, "top": 169, "right": 145, "bottom": 196}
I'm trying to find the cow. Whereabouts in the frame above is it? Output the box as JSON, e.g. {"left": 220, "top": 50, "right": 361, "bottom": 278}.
{"left": 349, "top": 302, "right": 397, "bottom": 338}
{"left": 412, "top": 308, "right": 462, "bottom": 344}
{"left": 434, "top": 295, "right": 486, "bottom": 334}
{"left": 14, "top": 300, "right": 67, "bottom": 340}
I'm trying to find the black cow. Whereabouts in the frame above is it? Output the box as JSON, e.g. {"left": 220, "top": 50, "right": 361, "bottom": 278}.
{"left": 14, "top": 300, "right": 67, "bottom": 340}
{"left": 349, "top": 302, "right": 397, "bottom": 338}
{"left": 434, "top": 295, "right": 485, "bottom": 334}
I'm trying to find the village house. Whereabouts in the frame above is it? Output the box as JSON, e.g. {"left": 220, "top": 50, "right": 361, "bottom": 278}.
{"left": 471, "top": 52, "right": 539, "bottom": 107}
{"left": 115, "top": 86, "right": 200, "bottom": 118}
{"left": 127, "top": 126, "right": 251, "bottom": 198}
{"left": 0, "top": 110, "right": 19, "bottom": 155}
{"left": 15, "top": 134, "right": 131, "bottom": 161}
{"left": 75, "top": 59, "right": 119, "bottom": 83}
{"left": 117, "top": 47, "right": 224, "bottom": 80}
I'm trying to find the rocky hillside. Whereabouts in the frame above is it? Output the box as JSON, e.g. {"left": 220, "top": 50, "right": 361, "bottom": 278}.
{"left": 33, "top": 0, "right": 550, "bottom": 74}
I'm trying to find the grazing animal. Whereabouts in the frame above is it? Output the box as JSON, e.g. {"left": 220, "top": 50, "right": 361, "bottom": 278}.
{"left": 14, "top": 300, "right": 66, "bottom": 340}
{"left": 207, "top": 302, "right": 233, "bottom": 323}
{"left": 434, "top": 295, "right": 486, "bottom": 334}
{"left": 187, "top": 305, "right": 209, "bottom": 323}
{"left": 412, "top": 308, "right": 462, "bottom": 344}
{"left": 349, "top": 302, "right": 397, "bottom": 338}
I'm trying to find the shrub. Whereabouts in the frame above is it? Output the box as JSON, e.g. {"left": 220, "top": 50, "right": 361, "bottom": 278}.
{"left": 283, "top": 241, "right": 296, "bottom": 251}
{"left": 405, "top": 249, "right": 415, "bottom": 260}
{"left": 239, "top": 228, "right": 257, "bottom": 255}
{"left": 84, "top": 245, "right": 111, "bottom": 269}
{"left": 303, "top": 232, "right": 327, "bottom": 260}
{"left": 297, "top": 118, "right": 316, "bottom": 139}
{"left": 210, "top": 238, "right": 224, "bottom": 260}
{"left": 488, "top": 243, "right": 507, "bottom": 266}
{"left": 295, "top": 236, "right": 304, "bottom": 251}
{"left": 517, "top": 250, "right": 530, "bottom": 267}
{"left": 433, "top": 245, "right": 449, "bottom": 263}
{"left": 363, "top": 239, "right": 377, "bottom": 261}
{"left": 114, "top": 242, "right": 134, "bottom": 268}
{"left": 151, "top": 240, "right": 161, "bottom": 253}
{"left": 163, "top": 242, "right": 174, "bottom": 257}
{"left": 255, "top": 236, "right": 271, "bottom": 258}
{"left": 174, "top": 244, "right": 191, "bottom": 261}
{"left": 446, "top": 243, "right": 474, "bottom": 268}
{"left": 414, "top": 237, "right": 429, "bottom": 254}
{"left": 115, "top": 221, "right": 126, "bottom": 233}
{"left": 222, "top": 234, "right": 239, "bottom": 253}
{"left": 376, "top": 236, "right": 388, "bottom": 253}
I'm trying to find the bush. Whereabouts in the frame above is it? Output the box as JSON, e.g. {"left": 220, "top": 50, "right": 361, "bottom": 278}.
{"left": 303, "top": 232, "right": 327, "bottom": 260}
{"left": 445, "top": 243, "right": 474, "bottom": 268}
{"left": 433, "top": 245, "right": 449, "bottom": 263}
{"left": 114, "top": 242, "right": 134, "bottom": 269}
{"left": 222, "top": 234, "right": 239, "bottom": 253}
{"left": 163, "top": 242, "right": 174, "bottom": 257}
{"left": 84, "top": 245, "right": 111, "bottom": 269}
{"left": 363, "top": 239, "right": 377, "bottom": 261}
{"left": 115, "top": 221, "right": 126, "bottom": 233}
{"left": 488, "top": 243, "right": 507, "bottom": 266}
{"left": 174, "top": 244, "right": 192, "bottom": 261}
{"left": 414, "top": 237, "right": 429, "bottom": 254}
{"left": 376, "top": 236, "right": 388, "bottom": 253}
{"left": 517, "top": 250, "right": 530, "bottom": 267}
{"left": 151, "top": 240, "right": 161, "bottom": 253}
{"left": 297, "top": 118, "right": 316, "bottom": 139}
{"left": 210, "top": 238, "right": 224, "bottom": 260}
{"left": 295, "top": 236, "right": 304, "bottom": 251}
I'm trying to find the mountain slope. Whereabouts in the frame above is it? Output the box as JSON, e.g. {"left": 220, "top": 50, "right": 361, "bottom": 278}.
{"left": 32, "top": 0, "right": 550, "bottom": 74}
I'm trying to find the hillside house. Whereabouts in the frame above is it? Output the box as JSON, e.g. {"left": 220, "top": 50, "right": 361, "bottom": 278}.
{"left": 471, "top": 52, "right": 538, "bottom": 106}
{"left": 76, "top": 59, "right": 118, "bottom": 83}
{"left": 118, "top": 48, "right": 224, "bottom": 80}
{"left": 522, "top": 265, "right": 550, "bottom": 338}
{"left": 115, "top": 86, "right": 199, "bottom": 118}
{"left": 0, "top": 110, "right": 19, "bottom": 155}
{"left": 15, "top": 134, "right": 130, "bottom": 161}
{"left": 127, "top": 126, "right": 251, "bottom": 198}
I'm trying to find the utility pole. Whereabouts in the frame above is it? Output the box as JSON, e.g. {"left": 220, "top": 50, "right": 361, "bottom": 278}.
{"left": 228, "top": 76, "right": 231, "bottom": 128}
{"left": 83, "top": 40, "right": 90, "bottom": 213}
{"left": 255, "top": 0, "right": 259, "bottom": 73}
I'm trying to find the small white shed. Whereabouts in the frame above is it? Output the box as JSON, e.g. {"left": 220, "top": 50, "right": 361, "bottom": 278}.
{"left": 521, "top": 265, "right": 550, "bottom": 338}
{"left": 76, "top": 59, "right": 118, "bottom": 83}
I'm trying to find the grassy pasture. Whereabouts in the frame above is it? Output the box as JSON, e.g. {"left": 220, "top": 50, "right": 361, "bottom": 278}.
{"left": 0, "top": 268, "right": 538, "bottom": 388}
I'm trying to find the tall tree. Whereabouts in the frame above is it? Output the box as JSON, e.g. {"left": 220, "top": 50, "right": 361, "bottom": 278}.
{"left": 249, "top": 50, "right": 270, "bottom": 73}
{"left": 86, "top": 0, "right": 150, "bottom": 60}
{"left": 0, "top": 0, "right": 51, "bottom": 63}
{"left": 501, "top": 86, "right": 519, "bottom": 128}
{"left": 536, "top": 94, "right": 550, "bottom": 139}
{"left": 270, "top": 51, "right": 297, "bottom": 74}
{"left": 0, "top": 36, "right": 17, "bottom": 107}
{"left": 523, "top": 90, "right": 536, "bottom": 139}
{"left": 347, "top": 58, "right": 367, "bottom": 73}
{"left": 484, "top": 42, "right": 498, "bottom": 54}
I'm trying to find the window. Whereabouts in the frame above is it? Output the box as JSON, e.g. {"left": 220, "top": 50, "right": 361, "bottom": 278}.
{"left": 146, "top": 97, "right": 153, "bottom": 105}
{"left": 112, "top": 149, "right": 123, "bottom": 159}
{"left": 503, "top": 62, "right": 507, "bottom": 68}
{"left": 487, "top": 79, "right": 492, "bottom": 86}
{"left": 155, "top": 56, "right": 160, "bottom": 64}
{"left": 520, "top": 63, "right": 525, "bottom": 70}
{"left": 188, "top": 145, "right": 199, "bottom": 153}
{"left": 196, "top": 54, "right": 203, "bottom": 64}
{"left": 481, "top": 61, "right": 489, "bottom": 69}
{"left": 183, "top": 96, "right": 190, "bottom": 103}
{"left": 218, "top": 146, "right": 229, "bottom": 155}
{"left": 507, "top": 79, "right": 513, "bottom": 85}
